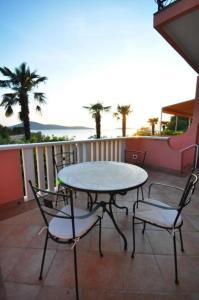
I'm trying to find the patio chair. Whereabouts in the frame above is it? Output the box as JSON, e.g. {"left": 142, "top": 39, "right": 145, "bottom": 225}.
{"left": 131, "top": 172, "right": 198, "bottom": 284}
{"left": 53, "top": 149, "right": 77, "bottom": 173}
{"left": 53, "top": 148, "right": 77, "bottom": 202}
{"left": 125, "top": 150, "right": 146, "bottom": 200}
{"left": 29, "top": 181, "right": 104, "bottom": 300}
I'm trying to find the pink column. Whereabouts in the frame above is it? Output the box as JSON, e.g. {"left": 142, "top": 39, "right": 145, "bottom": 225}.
{"left": 0, "top": 150, "right": 24, "bottom": 204}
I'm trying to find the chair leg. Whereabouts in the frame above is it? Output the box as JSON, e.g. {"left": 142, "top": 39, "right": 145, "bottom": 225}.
{"left": 136, "top": 189, "right": 139, "bottom": 205}
{"left": 142, "top": 222, "right": 146, "bottom": 234}
{"left": 179, "top": 228, "right": 184, "bottom": 252}
{"left": 173, "top": 232, "right": 179, "bottom": 284}
{"left": 141, "top": 186, "right": 144, "bottom": 200}
{"left": 99, "top": 218, "right": 103, "bottom": 257}
{"left": 73, "top": 245, "right": 80, "bottom": 300}
{"left": 39, "top": 231, "right": 49, "bottom": 280}
{"left": 131, "top": 216, "right": 135, "bottom": 258}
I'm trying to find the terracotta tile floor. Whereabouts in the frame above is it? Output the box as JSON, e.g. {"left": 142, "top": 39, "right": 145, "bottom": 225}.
{"left": 0, "top": 169, "right": 199, "bottom": 299}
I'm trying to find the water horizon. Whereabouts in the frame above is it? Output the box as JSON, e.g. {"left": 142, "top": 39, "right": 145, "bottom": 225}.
{"left": 31, "top": 128, "right": 136, "bottom": 140}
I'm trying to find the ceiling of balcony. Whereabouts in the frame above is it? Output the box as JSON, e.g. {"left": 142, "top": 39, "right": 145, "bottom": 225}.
{"left": 154, "top": 3, "right": 199, "bottom": 74}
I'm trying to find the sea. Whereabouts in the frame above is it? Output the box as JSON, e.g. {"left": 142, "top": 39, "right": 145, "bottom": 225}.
{"left": 31, "top": 128, "right": 136, "bottom": 141}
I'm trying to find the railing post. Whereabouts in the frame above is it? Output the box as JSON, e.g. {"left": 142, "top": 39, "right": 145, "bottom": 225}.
{"left": 22, "top": 148, "right": 36, "bottom": 201}
{"left": 101, "top": 141, "right": 105, "bottom": 160}
{"left": 45, "top": 146, "right": 55, "bottom": 191}
{"left": 105, "top": 141, "right": 109, "bottom": 161}
{"left": 82, "top": 143, "right": 87, "bottom": 162}
{"left": 114, "top": 140, "right": 118, "bottom": 161}
{"left": 36, "top": 147, "right": 46, "bottom": 190}
{"left": 118, "top": 140, "right": 124, "bottom": 162}
{"left": 90, "top": 142, "right": 94, "bottom": 161}
{"left": 96, "top": 141, "right": 100, "bottom": 161}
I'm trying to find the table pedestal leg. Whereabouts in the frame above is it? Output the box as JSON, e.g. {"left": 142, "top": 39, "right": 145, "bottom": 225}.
{"left": 107, "top": 193, "right": 127, "bottom": 250}
{"left": 88, "top": 192, "right": 128, "bottom": 250}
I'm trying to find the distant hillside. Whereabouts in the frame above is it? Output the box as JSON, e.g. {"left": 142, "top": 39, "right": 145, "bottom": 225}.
{"left": 10, "top": 121, "right": 93, "bottom": 130}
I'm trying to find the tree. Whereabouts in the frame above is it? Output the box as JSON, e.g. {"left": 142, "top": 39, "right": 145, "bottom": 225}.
{"left": 148, "top": 117, "right": 159, "bottom": 135}
{"left": 113, "top": 105, "right": 132, "bottom": 137}
{"left": 166, "top": 116, "right": 189, "bottom": 132}
{"left": 83, "top": 102, "right": 111, "bottom": 139}
{"left": 0, "top": 62, "right": 47, "bottom": 140}
{"left": 161, "top": 120, "right": 169, "bottom": 132}
{"left": 135, "top": 126, "right": 151, "bottom": 136}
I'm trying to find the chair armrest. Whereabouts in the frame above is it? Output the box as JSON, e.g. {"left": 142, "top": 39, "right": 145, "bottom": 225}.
{"left": 133, "top": 200, "right": 178, "bottom": 214}
{"left": 74, "top": 201, "right": 105, "bottom": 219}
{"left": 37, "top": 187, "right": 70, "bottom": 198}
{"left": 148, "top": 182, "right": 183, "bottom": 198}
{"left": 46, "top": 201, "right": 104, "bottom": 220}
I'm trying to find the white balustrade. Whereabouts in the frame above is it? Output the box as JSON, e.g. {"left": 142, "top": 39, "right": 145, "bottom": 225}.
{"left": 0, "top": 138, "right": 126, "bottom": 201}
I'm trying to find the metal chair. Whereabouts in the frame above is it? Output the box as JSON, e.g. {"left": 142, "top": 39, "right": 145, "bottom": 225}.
{"left": 125, "top": 150, "right": 146, "bottom": 200}
{"left": 29, "top": 181, "right": 104, "bottom": 300}
{"left": 131, "top": 172, "right": 198, "bottom": 284}
{"left": 53, "top": 149, "right": 77, "bottom": 173}
{"left": 53, "top": 149, "right": 77, "bottom": 201}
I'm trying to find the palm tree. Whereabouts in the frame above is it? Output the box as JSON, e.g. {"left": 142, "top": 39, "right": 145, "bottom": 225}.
{"left": 148, "top": 117, "right": 159, "bottom": 135}
{"left": 0, "top": 62, "right": 47, "bottom": 140}
{"left": 161, "top": 120, "right": 169, "bottom": 132}
{"left": 83, "top": 102, "right": 111, "bottom": 139}
{"left": 113, "top": 105, "right": 132, "bottom": 137}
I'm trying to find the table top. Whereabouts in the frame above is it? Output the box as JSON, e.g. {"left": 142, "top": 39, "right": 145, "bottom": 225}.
{"left": 58, "top": 161, "right": 148, "bottom": 193}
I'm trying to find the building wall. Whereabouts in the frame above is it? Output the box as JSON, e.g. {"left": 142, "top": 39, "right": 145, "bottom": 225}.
{"left": 169, "top": 76, "right": 199, "bottom": 150}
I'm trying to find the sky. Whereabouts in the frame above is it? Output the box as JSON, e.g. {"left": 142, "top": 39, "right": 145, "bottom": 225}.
{"left": 0, "top": 0, "right": 197, "bottom": 130}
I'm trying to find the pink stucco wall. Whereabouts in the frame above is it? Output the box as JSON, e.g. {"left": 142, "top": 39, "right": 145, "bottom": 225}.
{"left": 0, "top": 150, "right": 24, "bottom": 204}
{"left": 125, "top": 76, "right": 199, "bottom": 173}
{"left": 125, "top": 137, "right": 181, "bottom": 172}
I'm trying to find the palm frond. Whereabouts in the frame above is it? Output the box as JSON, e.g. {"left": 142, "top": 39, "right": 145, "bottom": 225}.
{"left": 32, "top": 76, "right": 48, "bottom": 86}
{"left": 0, "top": 66, "right": 14, "bottom": 78}
{"left": 103, "top": 106, "right": 111, "bottom": 112}
{"left": 5, "top": 105, "right": 13, "bottom": 117}
{"left": 84, "top": 103, "right": 111, "bottom": 113}
{"left": 34, "top": 92, "right": 46, "bottom": 104}
{"left": 36, "top": 105, "right": 42, "bottom": 114}
{"left": 117, "top": 104, "right": 132, "bottom": 115}
{"left": 0, "top": 93, "right": 18, "bottom": 106}
{"left": 18, "top": 111, "right": 23, "bottom": 121}
{"left": 0, "top": 80, "right": 12, "bottom": 88}
{"left": 113, "top": 112, "right": 120, "bottom": 120}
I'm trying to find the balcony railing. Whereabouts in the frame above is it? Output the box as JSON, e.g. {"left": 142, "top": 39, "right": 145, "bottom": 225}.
{"left": 0, "top": 136, "right": 197, "bottom": 205}
{"left": 155, "top": 0, "right": 180, "bottom": 12}
{"left": 0, "top": 138, "right": 125, "bottom": 201}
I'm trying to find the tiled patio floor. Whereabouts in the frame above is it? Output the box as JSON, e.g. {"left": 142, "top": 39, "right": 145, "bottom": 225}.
{"left": 0, "top": 169, "right": 199, "bottom": 299}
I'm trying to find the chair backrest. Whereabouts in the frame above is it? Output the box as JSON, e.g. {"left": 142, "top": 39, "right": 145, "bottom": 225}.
{"left": 125, "top": 150, "right": 146, "bottom": 167}
{"left": 53, "top": 149, "right": 77, "bottom": 173}
{"left": 29, "top": 181, "right": 73, "bottom": 227}
{"left": 178, "top": 173, "right": 198, "bottom": 209}
{"left": 173, "top": 173, "right": 198, "bottom": 227}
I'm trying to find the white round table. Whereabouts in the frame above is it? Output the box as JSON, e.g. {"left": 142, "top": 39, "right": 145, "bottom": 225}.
{"left": 58, "top": 161, "right": 148, "bottom": 249}
{"left": 58, "top": 161, "right": 148, "bottom": 193}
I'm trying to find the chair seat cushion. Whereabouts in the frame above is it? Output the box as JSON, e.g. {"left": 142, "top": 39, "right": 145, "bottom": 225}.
{"left": 134, "top": 199, "right": 182, "bottom": 228}
{"left": 49, "top": 206, "right": 98, "bottom": 240}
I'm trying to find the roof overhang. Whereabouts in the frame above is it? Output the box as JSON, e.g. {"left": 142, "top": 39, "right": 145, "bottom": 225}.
{"left": 162, "top": 99, "right": 195, "bottom": 118}
{"left": 154, "top": 0, "right": 199, "bottom": 74}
